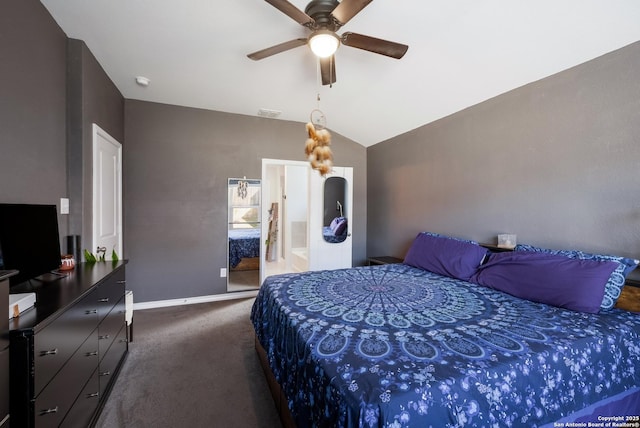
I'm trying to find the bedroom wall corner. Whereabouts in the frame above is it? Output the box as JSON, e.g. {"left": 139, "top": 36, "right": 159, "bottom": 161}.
{"left": 66, "top": 38, "right": 125, "bottom": 255}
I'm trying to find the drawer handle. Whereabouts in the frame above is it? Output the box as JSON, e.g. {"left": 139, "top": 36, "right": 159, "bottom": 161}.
{"left": 40, "top": 406, "right": 58, "bottom": 415}
{"left": 98, "top": 298, "right": 110, "bottom": 303}
{"left": 40, "top": 349, "right": 58, "bottom": 356}
{"left": 117, "top": 280, "right": 126, "bottom": 284}
{"left": 99, "top": 371, "right": 111, "bottom": 377}
{"left": 88, "top": 392, "right": 100, "bottom": 398}
{"left": 99, "top": 335, "right": 110, "bottom": 340}
{"left": 86, "top": 309, "right": 98, "bottom": 315}
{"left": 86, "top": 351, "right": 98, "bottom": 356}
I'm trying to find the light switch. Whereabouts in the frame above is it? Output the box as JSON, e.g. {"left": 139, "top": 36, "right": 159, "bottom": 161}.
{"left": 60, "top": 198, "right": 69, "bottom": 214}
{"left": 220, "top": 268, "right": 227, "bottom": 278}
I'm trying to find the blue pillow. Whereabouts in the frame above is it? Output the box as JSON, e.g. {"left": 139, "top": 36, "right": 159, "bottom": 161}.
{"left": 470, "top": 251, "right": 618, "bottom": 314}
{"left": 422, "top": 231, "right": 478, "bottom": 244}
{"left": 403, "top": 232, "right": 488, "bottom": 281}
{"left": 515, "top": 243, "right": 639, "bottom": 310}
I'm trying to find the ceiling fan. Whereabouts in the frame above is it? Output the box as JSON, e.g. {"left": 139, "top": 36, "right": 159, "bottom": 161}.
{"left": 247, "top": 0, "right": 409, "bottom": 85}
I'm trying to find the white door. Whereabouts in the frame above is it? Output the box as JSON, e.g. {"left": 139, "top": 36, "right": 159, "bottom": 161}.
{"left": 92, "top": 124, "right": 122, "bottom": 260}
{"left": 308, "top": 166, "right": 353, "bottom": 271}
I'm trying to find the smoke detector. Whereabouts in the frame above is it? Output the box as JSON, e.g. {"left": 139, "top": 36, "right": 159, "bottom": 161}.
{"left": 135, "top": 76, "right": 150, "bottom": 87}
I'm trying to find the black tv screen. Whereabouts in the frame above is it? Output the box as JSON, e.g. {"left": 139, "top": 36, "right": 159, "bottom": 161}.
{"left": 0, "top": 203, "right": 62, "bottom": 287}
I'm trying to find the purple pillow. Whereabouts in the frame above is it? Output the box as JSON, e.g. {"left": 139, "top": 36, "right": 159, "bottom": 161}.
{"left": 470, "top": 252, "right": 618, "bottom": 313}
{"left": 514, "top": 243, "right": 639, "bottom": 310}
{"left": 329, "top": 217, "right": 342, "bottom": 232}
{"left": 403, "top": 232, "right": 488, "bottom": 281}
{"left": 334, "top": 218, "right": 347, "bottom": 236}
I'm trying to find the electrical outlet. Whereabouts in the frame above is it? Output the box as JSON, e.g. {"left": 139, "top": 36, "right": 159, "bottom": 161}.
{"left": 220, "top": 268, "right": 227, "bottom": 278}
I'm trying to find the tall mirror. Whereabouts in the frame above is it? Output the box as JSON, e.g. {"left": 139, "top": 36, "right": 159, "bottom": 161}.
{"left": 322, "top": 176, "right": 348, "bottom": 243}
{"left": 227, "top": 178, "right": 261, "bottom": 292}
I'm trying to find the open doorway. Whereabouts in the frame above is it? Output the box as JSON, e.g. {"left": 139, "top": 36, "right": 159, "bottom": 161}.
{"left": 261, "top": 160, "right": 309, "bottom": 283}
{"left": 260, "top": 159, "right": 353, "bottom": 284}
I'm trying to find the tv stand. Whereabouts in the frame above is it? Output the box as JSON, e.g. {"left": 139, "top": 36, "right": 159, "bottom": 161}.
{"left": 9, "top": 261, "right": 128, "bottom": 427}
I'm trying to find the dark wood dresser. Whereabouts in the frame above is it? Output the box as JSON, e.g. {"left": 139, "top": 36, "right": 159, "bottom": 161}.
{"left": 9, "top": 261, "right": 128, "bottom": 427}
{"left": 0, "top": 270, "right": 18, "bottom": 427}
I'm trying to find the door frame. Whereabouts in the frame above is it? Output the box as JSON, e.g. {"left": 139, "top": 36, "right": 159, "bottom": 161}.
{"left": 92, "top": 124, "right": 123, "bottom": 259}
{"left": 261, "top": 158, "right": 309, "bottom": 284}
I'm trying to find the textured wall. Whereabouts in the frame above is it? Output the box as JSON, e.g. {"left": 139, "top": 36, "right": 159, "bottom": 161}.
{"left": 124, "top": 100, "right": 367, "bottom": 302}
{"left": 0, "top": 0, "right": 69, "bottom": 240}
{"left": 67, "top": 39, "right": 124, "bottom": 253}
{"left": 367, "top": 42, "right": 640, "bottom": 269}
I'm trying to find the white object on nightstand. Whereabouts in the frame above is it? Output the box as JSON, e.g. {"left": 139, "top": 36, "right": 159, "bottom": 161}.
{"left": 497, "top": 234, "right": 517, "bottom": 249}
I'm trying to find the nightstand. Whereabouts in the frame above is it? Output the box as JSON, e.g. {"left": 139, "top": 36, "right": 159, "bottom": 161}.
{"left": 368, "top": 256, "right": 403, "bottom": 266}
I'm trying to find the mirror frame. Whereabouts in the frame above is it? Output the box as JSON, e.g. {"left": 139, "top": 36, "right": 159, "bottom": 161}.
{"left": 227, "top": 178, "right": 261, "bottom": 292}
{"left": 322, "top": 176, "right": 347, "bottom": 243}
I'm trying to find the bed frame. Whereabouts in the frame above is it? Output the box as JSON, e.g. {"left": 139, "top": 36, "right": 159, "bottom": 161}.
{"left": 255, "top": 279, "right": 640, "bottom": 427}
{"left": 255, "top": 336, "right": 296, "bottom": 428}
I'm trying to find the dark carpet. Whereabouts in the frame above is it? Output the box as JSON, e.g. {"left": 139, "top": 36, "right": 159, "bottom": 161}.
{"left": 95, "top": 297, "right": 282, "bottom": 428}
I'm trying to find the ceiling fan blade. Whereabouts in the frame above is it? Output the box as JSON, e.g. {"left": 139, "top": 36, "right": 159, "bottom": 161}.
{"left": 341, "top": 32, "right": 408, "bottom": 59}
{"left": 330, "top": 0, "right": 373, "bottom": 26}
{"left": 265, "top": 0, "right": 315, "bottom": 26}
{"left": 320, "top": 56, "right": 336, "bottom": 86}
{"left": 247, "top": 38, "right": 307, "bottom": 60}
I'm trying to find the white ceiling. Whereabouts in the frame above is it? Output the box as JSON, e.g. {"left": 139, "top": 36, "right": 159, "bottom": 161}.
{"left": 40, "top": 0, "right": 640, "bottom": 147}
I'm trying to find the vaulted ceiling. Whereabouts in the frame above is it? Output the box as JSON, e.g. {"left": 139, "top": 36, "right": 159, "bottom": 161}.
{"left": 41, "top": 0, "right": 640, "bottom": 147}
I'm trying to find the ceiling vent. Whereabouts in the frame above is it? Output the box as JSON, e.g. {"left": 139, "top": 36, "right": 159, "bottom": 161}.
{"left": 258, "top": 108, "right": 282, "bottom": 118}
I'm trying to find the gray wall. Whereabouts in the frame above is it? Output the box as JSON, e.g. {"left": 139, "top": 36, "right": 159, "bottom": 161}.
{"left": 67, "top": 38, "right": 125, "bottom": 253}
{"left": 367, "top": 42, "right": 640, "bottom": 270}
{"left": 0, "top": 1, "right": 123, "bottom": 266}
{"left": 124, "top": 100, "right": 367, "bottom": 302}
{"left": 0, "top": 0, "right": 69, "bottom": 240}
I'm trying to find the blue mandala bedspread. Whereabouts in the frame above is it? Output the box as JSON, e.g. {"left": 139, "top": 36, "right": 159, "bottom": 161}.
{"left": 250, "top": 263, "right": 640, "bottom": 427}
{"left": 228, "top": 228, "right": 260, "bottom": 268}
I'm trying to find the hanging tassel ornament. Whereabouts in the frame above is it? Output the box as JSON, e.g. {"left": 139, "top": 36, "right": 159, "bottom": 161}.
{"left": 305, "top": 122, "right": 333, "bottom": 176}
{"left": 305, "top": 93, "right": 333, "bottom": 175}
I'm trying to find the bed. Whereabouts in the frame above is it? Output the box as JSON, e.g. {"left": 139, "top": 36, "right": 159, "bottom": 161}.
{"left": 228, "top": 228, "right": 260, "bottom": 269}
{"left": 251, "top": 232, "right": 640, "bottom": 427}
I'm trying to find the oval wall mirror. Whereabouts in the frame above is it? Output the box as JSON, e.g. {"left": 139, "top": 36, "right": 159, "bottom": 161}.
{"left": 322, "top": 176, "right": 347, "bottom": 243}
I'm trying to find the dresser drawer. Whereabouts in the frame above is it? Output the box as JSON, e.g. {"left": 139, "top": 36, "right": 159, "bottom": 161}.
{"left": 33, "top": 288, "right": 99, "bottom": 395}
{"left": 59, "top": 368, "right": 99, "bottom": 428}
{"left": 33, "top": 331, "right": 99, "bottom": 428}
{"left": 99, "top": 324, "right": 127, "bottom": 396}
{"left": 96, "top": 269, "right": 125, "bottom": 322}
{"left": 98, "top": 296, "right": 125, "bottom": 359}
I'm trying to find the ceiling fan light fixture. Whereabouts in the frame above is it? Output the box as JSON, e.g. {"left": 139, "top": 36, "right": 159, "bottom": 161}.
{"left": 309, "top": 30, "right": 340, "bottom": 58}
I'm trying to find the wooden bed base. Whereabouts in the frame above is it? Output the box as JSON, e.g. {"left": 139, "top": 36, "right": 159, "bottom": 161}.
{"left": 616, "top": 279, "right": 640, "bottom": 312}
{"left": 254, "top": 281, "right": 639, "bottom": 428}
{"left": 255, "top": 337, "right": 297, "bottom": 428}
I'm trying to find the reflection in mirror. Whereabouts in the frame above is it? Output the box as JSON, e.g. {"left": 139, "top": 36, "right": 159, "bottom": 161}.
{"left": 227, "top": 178, "right": 261, "bottom": 292}
{"left": 323, "top": 176, "right": 348, "bottom": 243}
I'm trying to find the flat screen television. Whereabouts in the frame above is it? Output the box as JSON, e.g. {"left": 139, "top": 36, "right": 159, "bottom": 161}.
{"left": 0, "top": 203, "right": 62, "bottom": 287}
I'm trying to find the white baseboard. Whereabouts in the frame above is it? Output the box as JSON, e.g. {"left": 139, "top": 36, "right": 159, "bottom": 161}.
{"left": 132, "top": 290, "right": 259, "bottom": 311}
